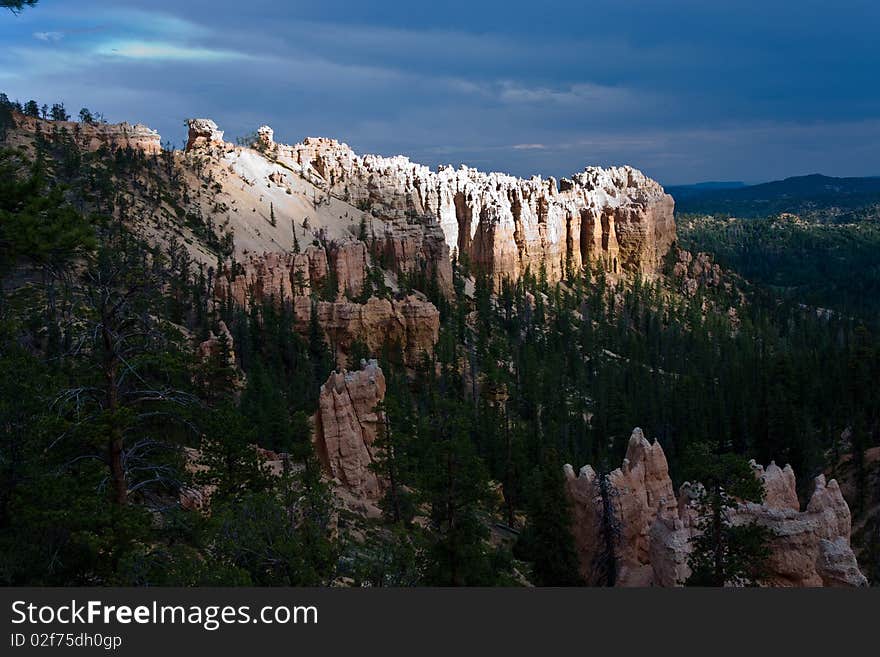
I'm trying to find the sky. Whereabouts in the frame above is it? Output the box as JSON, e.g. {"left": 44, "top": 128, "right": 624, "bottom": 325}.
{"left": 1, "top": 0, "right": 878, "bottom": 185}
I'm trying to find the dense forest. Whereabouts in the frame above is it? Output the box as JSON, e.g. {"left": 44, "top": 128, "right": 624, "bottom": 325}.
{"left": 678, "top": 214, "right": 880, "bottom": 321}
{"left": 1, "top": 95, "right": 879, "bottom": 586}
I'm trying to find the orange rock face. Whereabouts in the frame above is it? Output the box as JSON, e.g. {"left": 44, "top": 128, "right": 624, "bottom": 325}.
{"left": 310, "top": 295, "right": 439, "bottom": 367}
{"left": 673, "top": 249, "right": 724, "bottom": 297}
{"left": 565, "top": 428, "right": 867, "bottom": 587}
{"left": 214, "top": 249, "right": 440, "bottom": 368}
{"left": 288, "top": 137, "right": 674, "bottom": 286}
{"left": 564, "top": 428, "right": 677, "bottom": 585}
{"left": 11, "top": 112, "right": 162, "bottom": 154}
{"left": 313, "top": 360, "right": 387, "bottom": 499}
{"left": 285, "top": 136, "right": 455, "bottom": 296}
{"left": 215, "top": 240, "right": 371, "bottom": 308}
{"left": 197, "top": 320, "right": 236, "bottom": 366}
{"left": 329, "top": 240, "right": 368, "bottom": 299}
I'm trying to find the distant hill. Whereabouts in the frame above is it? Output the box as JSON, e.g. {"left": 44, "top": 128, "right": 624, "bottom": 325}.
{"left": 671, "top": 174, "right": 880, "bottom": 219}
{"left": 665, "top": 181, "right": 746, "bottom": 200}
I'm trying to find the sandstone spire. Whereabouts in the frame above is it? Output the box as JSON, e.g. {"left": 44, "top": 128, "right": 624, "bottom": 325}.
{"left": 564, "top": 428, "right": 868, "bottom": 587}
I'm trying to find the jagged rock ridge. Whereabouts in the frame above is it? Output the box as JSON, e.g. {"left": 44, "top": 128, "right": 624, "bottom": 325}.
{"left": 287, "top": 137, "right": 676, "bottom": 285}
{"left": 565, "top": 429, "right": 868, "bottom": 587}
{"left": 7, "top": 111, "right": 675, "bottom": 291}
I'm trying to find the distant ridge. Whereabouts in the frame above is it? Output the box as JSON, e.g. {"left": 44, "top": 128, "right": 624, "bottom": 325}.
{"left": 665, "top": 181, "right": 746, "bottom": 200}
{"left": 671, "top": 173, "right": 880, "bottom": 217}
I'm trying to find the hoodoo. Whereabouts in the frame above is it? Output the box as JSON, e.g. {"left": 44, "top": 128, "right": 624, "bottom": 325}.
{"left": 565, "top": 429, "right": 868, "bottom": 587}
{"left": 279, "top": 137, "right": 676, "bottom": 286}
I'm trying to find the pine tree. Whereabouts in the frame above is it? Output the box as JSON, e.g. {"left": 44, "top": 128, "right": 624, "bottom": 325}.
{"left": 50, "top": 103, "right": 69, "bottom": 122}
{"left": 420, "top": 398, "right": 498, "bottom": 585}
{"left": 292, "top": 219, "right": 301, "bottom": 253}
{"left": 683, "top": 443, "right": 774, "bottom": 586}
{"left": 516, "top": 448, "right": 583, "bottom": 585}
{"left": 370, "top": 372, "right": 418, "bottom": 524}
{"left": 23, "top": 100, "right": 39, "bottom": 117}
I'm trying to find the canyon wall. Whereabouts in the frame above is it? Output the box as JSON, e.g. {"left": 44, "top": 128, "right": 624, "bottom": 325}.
{"left": 214, "top": 248, "right": 439, "bottom": 368}
{"left": 10, "top": 113, "right": 675, "bottom": 292}
{"left": 288, "top": 137, "right": 676, "bottom": 285}
{"left": 565, "top": 428, "right": 867, "bottom": 587}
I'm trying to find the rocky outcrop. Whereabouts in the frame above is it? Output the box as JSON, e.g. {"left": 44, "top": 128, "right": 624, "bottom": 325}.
{"left": 197, "top": 320, "right": 236, "bottom": 366}
{"left": 329, "top": 240, "right": 368, "bottom": 299}
{"left": 10, "top": 112, "right": 161, "bottom": 154}
{"left": 264, "top": 135, "right": 455, "bottom": 295}
{"left": 180, "top": 120, "right": 675, "bottom": 294}
{"left": 257, "top": 125, "right": 275, "bottom": 151}
{"left": 564, "top": 428, "right": 867, "bottom": 587}
{"left": 673, "top": 249, "right": 724, "bottom": 297}
{"left": 185, "top": 118, "right": 225, "bottom": 151}
{"left": 286, "top": 137, "right": 674, "bottom": 286}
{"left": 214, "top": 246, "right": 438, "bottom": 367}
{"left": 8, "top": 113, "right": 673, "bottom": 295}
{"left": 215, "top": 241, "right": 369, "bottom": 307}
{"left": 313, "top": 360, "right": 386, "bottom": 499}
{"left": 311, "top": 295, "right": 439, "bottom": 367}
{"left": 564, "top": 428, "right": 677, "bottom": 586}
{"left": 214, "top": 246, "right": 329, "bottom": 309}
{"left": 733, "top": 472, "right": 867, "bottom": 587}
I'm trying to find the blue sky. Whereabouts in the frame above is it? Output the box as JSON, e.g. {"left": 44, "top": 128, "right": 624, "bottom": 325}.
{"left": 1, "top": 0, "right": 878, "bottom": 184}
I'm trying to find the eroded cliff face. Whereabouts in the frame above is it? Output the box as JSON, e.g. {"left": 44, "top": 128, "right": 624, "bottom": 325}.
{"left": 311, "top": 295, "right": 439, "bottom": 368}
{"left": 183, "top": 123, "right": 455, "bottom": 297}
{"left": 565, "top": 429, "right": 867, "bottom": 587}
{"left": 313, "top": 360, "right": 387, "bottom": 500}
{"left": 7, "top": 113, "right": 674, "bottom": 293}
{"left": 288, "top": 136, "right": 675, "bottom": 285}
{"left": 214, "top": 247, "right": 439, "bottom": 368}
{"left": 9, "top": 112, "right": 161, "bottom": 154}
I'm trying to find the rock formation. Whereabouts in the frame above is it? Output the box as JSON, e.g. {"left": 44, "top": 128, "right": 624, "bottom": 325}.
{"left": 673, "top": 249, "right": 724, "bottom": 297}
{"left": 214, "top": 247, "right": 439, "bottom": 367}
{"left": 564, "top": 428, "right": 677, "bottom": 586}
{"left": 257, "top": 125, "right": 275, "bottom": 150}
{"left": 312, "top": 295, "right": 439, "bottom": 367}
{"left": 285, "top": 137, "right": 675, "bottom": 286}
{"left": 313, "top": 360, "right": 386, "bottom": 499}
{"left": 185, "top": 118, "right": 225, "bottom": 151}
{"left": 565, "top": 428, "right": 867, "bottom": 587}
{"left": 214, "top": 247, "right": 330, "bottom": 309}
{"left": 214, "top": 241, "right": 370, "bottom": 307}
{"left": 329, "top": 240, "right": 368, "bottom": 299}
{"left": 10, "top": 112, "right": 161, "bottom": 154}
{"left": 197, "top": 320, "right": 236, "bottom": 366}
{"left": 6, "top": 114, "right": 674, "bottom": 295}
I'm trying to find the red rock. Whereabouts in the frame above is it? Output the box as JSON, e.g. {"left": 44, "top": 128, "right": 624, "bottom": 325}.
{"left": 197, "top": 320, "right": 236, "bottom": 366}
{"left": 11, "top": 112, "right": 161, "bottom": 154}
{"left": 565, "top": 428, "right": 867, "bottom": 587}
{"left": 329, "top": 240, "right": 368, "bottom": 299}
{"left": 310, "top": 295, "right": 440, "bottom": 368}
{"left": 313, "top": 360, "right": 386, "bottom": 499}
{"left": 287, "top": 137, "right": 674, "bottom": 287}
{"left": 214, "top": 250, "right": 439, "bottom": 367}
